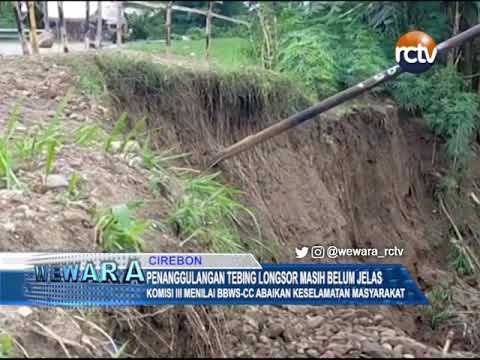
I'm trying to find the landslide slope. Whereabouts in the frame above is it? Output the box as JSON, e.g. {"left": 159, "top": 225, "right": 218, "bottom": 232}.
{"left": 0, "top": 52, "right": 477, "bottom": 358}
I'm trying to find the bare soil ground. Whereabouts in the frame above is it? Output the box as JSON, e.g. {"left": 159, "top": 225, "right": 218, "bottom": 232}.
{"left": 0, "top": 54, "right": 478, "bottom": 358}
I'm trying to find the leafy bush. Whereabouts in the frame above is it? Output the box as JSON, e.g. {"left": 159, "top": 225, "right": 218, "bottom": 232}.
{"left": 274, "top": 7, "right": 390, "bottom": 98}
{"left": 425, "top": 91, "right": 478, "bottom": 164}
{"left": 387, "top": 73, "right": 431, "bottom": 112}
{"left": 95, "top": 200, "right": 149, "bottom": 252}
{"left": 126, "top": 12, "right": 150, "bottom": 41}
{"left": 169, "top": 172, "right": 261, "bottom": 253}
{"left": 0, "top": 3, "right": 15, "bottom": 28}
{"left": 337, "top": 28, "right": 389, "bottom": 87}
{"left": 425, "top": 286, "right": 454, "bottom": 329}
{"left": 276, "top": 27, "right": 340, "bottom": 97}
{"left": 186, "top": 27, "right": 205, "bottom": 40}
{"left": 390, "top": 66, "right": 479, "bottom": 165}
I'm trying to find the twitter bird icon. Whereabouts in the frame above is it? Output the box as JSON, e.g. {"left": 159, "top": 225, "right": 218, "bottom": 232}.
{"left": 295, "top": 246, "right": 309, "bottom": 259}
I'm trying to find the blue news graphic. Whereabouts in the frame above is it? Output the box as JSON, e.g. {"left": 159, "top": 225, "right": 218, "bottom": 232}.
{"left": 0, "top": 253, "right": 428, "bottom": 307}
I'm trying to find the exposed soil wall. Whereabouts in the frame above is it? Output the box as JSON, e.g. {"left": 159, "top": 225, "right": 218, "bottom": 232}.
{"left": 100, "top": 54, "right": 442, "bottom": 278}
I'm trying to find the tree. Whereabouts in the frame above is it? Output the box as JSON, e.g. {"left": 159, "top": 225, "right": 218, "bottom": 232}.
{"left": 165, "top": 1, "right": 173, "bottom": 49}
{"left": 28, "top": 1, "right": 39, "bottom": 54}
{"left": 85, "top": 1, "right": 90, "bottom": 49}
{"left": 448, "top": 1, "right": 461, "bottom": 67}
{"left": 205, "top": 1, "right": 213, "bottom": 60}
{"left": 116, "top": 1, "right": 123, "bottom": 47}
{"left": 12, "top": 1, "right": 30, "bottom": 55}
{"left": 42, "top": 1, "right": 50, "bottom": 31}
{"left": 96, "top": 1, "right": 103, "bottom": 48}
{"left": 255, "top": 2, "right": 279, "bottom": 69}
{"left": 57, "top": 1, "right": 69, "bottom": 52}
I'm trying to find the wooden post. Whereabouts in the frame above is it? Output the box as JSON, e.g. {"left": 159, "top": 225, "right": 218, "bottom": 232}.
{"left": 43, "top": 1, "right": 50, "bottom": 31}
{"left": 116, "top": 1, "right": 123, "bottom": 47}
{"left": 205, "top": 1, "right": 213, "bottom": 60}
{"left": 57, "top": 1, "right": 69, "bottom": 53}
{"left": 84, "top": 1, "right": 90, "bottom": 49}
{"left": 13, "top": 1, "right": 30, "bottom": 55}
{"left": 165, "top": 1, "right": 173, "bottom": 49}
{"left": 209, "top": 24, "right": 480, "bottom": 167}
{"left": 95, "top": 1, "right": 103, "bottom": 48}
{"left": 28, "top": 1, "right": 39, "bottom": 54}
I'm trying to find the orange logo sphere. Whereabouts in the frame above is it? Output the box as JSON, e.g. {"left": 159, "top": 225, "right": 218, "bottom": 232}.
{"left": 395, "top": 31, "right": 437, "bottom": 73}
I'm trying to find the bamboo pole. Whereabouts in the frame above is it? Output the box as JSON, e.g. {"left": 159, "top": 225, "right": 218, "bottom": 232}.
{"left": 28, "top": 1, "right": 39, "bottom": 54}
{"left": 95, "top": 1, "right": 103, "bottom": 48}
{"left": 13, "top": 1, "right": 30, "bottom": 55}
{"left": 209, "top": 24, "right": 480, "bottom": 167}
{"left": 57, "top": 1, "right": 69, "bottom": 53}
{"left": 165, "top": 1, "right": 173, "bottom": 49}
{"left": 125, "top": 1, "right": 249, "bottom": 27}
{"left": 43, "top": 1, "right": 50, "bottom": 31}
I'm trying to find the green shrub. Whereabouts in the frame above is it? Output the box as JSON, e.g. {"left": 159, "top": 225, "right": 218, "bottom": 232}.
{"left": 95, "top": 200, "right": 149, "bottom": 252}
{"left": 275, "top": 9, "right": 390, "bottom": 98}
{"left": 337, "top": 28, "right": 389, "bottom": 87}
{"left": 425, "top": 91, "right": 478, "bottom": 164}
{"left": 186, "top": 27, "right": 205, "bottom": 40}
{"left": 169, "top": 172, "right": 261, "bottom": 253}
{"left": 276, "top": 27, "right": 340, "bottom": 97}
{"left": 391, "top": 66, "right": 479, "bottom": 165}
{"left": 126, "top": 12, "right": 150, "bottom": 41}
{"left": 425, "top": 286, "right": 454, "bottom": 329}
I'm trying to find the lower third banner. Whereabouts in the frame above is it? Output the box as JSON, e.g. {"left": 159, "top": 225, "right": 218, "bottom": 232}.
{"left": 0, "top": 253, "right": 428, "bottom": 307}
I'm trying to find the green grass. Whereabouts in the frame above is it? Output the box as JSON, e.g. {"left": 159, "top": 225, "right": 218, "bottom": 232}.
{"left": 166, "top": 171, "right": 264, "bottom": 254}
{"left": 425, "top": 287, "right": 454, "bottom": 329}
{"left": 126, "top": 37, "right": 258, "bottom": 69}
{"left": 0, "top": 334, "right": 13, "bottom": 358}
{"left": 64, "top": 56, "right": 107, "bottom": 98}
{"left": 0, "top": 100, "right": 24, "bottom": 190}
{"left": 73, "top": 124, "right": 104, "bottom": 147}
{"left": 0, "top": 139, "right": 22, "bottom": 190}
{"left": 68, "top": 172, "right": 81, "bottom": 200}
{"left": 105, "top": 112, "right": 129, "bottom": 153}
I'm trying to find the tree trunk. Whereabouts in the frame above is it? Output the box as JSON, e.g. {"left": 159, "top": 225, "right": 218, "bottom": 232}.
{"left": 165, "top": 1, "right": 173, "bottom": 49}
{"left": 96, "top": 1, "right": 103, "bottom": 48}
{"left": 85, "top": 1, "right": 90, "bottom": 49}
{"left": 448, "top": 1, "right": 461, "bottom": 66}
{"left": 116, "top": 1, "right": 123, "bottom": 47}
{"left": 13, "top": 2, "right": 30, "bottom": 55}
{"left": 28, "top": 1, "right": 39, "bottom": 54}
{"left": 57, "top": 1, "right": 69, "bottom": 53}
{"left": 257, "top": 4, "right": 272, "bottom": 69}
{"left": 43, "top": 1, "right": 50, "bottom": 30}
{"left": 205, "top": 1, "right": 213, "bottom": 60}
{"left": 464, "top": 40, "right": 473, "bottom": 90}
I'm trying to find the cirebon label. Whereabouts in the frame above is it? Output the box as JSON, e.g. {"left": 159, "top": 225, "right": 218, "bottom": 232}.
{"left": 395, "top": 31, "right": 437, "bottom": 74}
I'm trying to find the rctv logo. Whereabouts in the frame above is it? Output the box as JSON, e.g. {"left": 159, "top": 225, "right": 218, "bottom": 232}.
{"left": 395, "top": 31, "right": 437, "bottom": 74}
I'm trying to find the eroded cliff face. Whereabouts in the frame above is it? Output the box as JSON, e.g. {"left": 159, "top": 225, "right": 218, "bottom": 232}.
{"left": 232, "top": 100, "right": 437, "bottom": 274}
{"left": 141, "top": 91, "right": 439, "bottom": 275}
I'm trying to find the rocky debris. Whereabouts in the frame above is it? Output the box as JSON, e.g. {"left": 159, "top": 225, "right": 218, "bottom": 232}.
{"left": 38, "top": 31, "right": 55, "bottom": 48}
{"left": 45, "top": 174, "right": 69, "bottom": 189}
{"left": 225, "top": 306, "right": 474, "bottom": 358}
